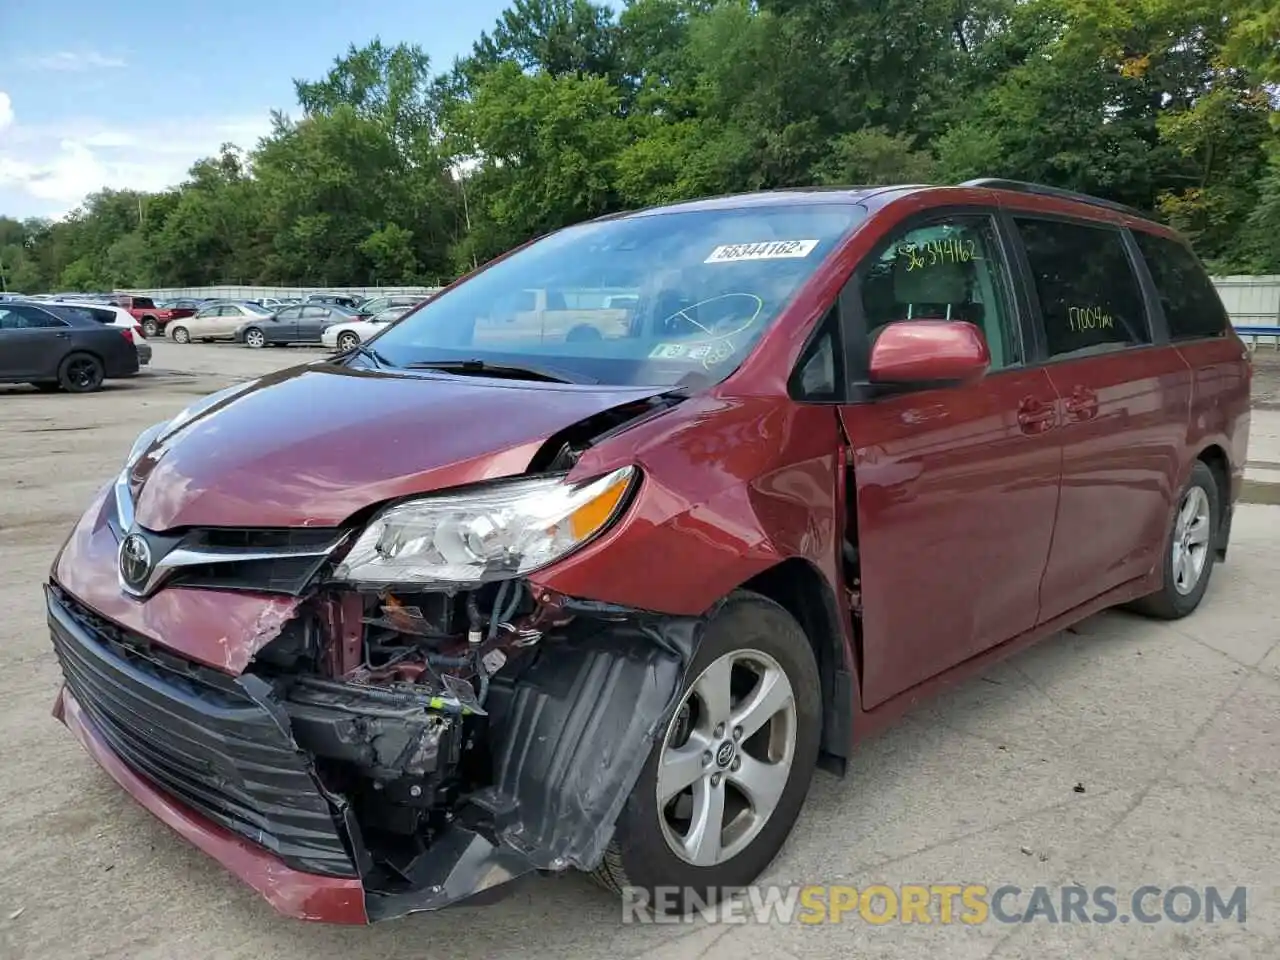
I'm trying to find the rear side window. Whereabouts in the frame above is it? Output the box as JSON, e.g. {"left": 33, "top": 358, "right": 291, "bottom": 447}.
{"left": 1014, "top": 218, "right": 1151, "bottom": 358}
{"left": 1131, "top": 232, "right": 1228, "bottom": 340}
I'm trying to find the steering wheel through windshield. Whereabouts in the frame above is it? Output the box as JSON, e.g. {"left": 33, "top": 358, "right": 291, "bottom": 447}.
{"left": 659, "top": 292, "right": 764, "bottom": 338}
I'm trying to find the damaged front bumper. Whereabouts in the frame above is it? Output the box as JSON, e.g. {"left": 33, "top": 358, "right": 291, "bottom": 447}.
{"left": 47, "top": 583, "right": 691, "bottom": 923}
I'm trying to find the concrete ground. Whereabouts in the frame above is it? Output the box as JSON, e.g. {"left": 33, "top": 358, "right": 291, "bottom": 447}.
{"left": 0, "top": 342, "right": 1277, "bottom": 960}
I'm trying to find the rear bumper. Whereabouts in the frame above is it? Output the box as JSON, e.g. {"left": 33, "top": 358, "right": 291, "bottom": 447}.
{"left": 54, "top": 685, "right": 369, "bottom": 923}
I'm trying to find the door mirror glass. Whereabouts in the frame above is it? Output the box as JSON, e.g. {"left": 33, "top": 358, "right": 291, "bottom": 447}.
{"left": 868, "top": 320, "right": 990, "bottom": 386}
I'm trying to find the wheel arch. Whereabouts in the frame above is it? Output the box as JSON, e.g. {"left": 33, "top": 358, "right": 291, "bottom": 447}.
{"left": 740, "top": 558, "right": 854, "bottom": 774}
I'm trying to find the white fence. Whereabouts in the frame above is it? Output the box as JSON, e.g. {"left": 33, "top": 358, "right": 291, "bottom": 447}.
{"left": 1214, "top": 276, "right": 1280, "bottom": 347}
{"left": 123, "top": 285, "right": 445, "bottom": 300}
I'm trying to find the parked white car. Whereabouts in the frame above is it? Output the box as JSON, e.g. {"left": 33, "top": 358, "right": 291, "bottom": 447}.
{"left": 321, "top": 307, "right": 409, "bottom": 351}
{"left": 169, "top": 302, "right": 273, "bottom": 343}
{"left": 40, "top": 300, "right": 151, "bottom": 366}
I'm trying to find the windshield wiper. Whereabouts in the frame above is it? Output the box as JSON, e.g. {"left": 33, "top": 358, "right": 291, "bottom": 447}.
{"left": 403, "top": 359, "right": 597, "bottom": 384}
{"left": 345, "top": 342, "right": 391, "bottom": 368}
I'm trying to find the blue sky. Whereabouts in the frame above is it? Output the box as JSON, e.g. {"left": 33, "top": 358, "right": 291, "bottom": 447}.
{"left": 0, "top": 0, "right": 525, "bottom": 219}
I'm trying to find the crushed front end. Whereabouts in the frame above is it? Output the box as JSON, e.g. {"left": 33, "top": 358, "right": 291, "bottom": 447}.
{"left": 48, "top": 407, "right": 696, "bottom": 923}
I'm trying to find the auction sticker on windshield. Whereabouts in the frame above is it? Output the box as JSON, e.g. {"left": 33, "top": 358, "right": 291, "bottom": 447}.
{"left": 705, "top": 240, "right": 819, "bottom": 263}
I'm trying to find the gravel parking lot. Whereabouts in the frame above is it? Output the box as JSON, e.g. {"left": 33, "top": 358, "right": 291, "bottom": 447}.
{"left": 1, "top": 342, "right": 1278, "bottom": 960}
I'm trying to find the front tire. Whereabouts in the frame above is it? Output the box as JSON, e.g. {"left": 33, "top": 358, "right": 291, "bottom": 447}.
{"left": 244, "top": 327, "right": 266, "bottom": 348}
{"left": 593, "top": 591, "right": 821, "bottom": 913}
{"left": 171, "top": 326, "right": 190, "bottom": 344}
{"left": 1130, "top": 461, "right": 1219, "bottom": 619}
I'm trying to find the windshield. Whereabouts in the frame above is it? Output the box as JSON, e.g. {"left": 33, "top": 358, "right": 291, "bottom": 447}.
{"left": 368, "top": 204, "right": 865, "bottom": 387}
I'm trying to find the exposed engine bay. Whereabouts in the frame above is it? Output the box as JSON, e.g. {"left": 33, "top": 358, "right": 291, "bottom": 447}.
{"left": 259, "top": 582, "right": 554, "bottom": 871}
{"left": 240, "top": 579, "right": 695, "bottom": 919}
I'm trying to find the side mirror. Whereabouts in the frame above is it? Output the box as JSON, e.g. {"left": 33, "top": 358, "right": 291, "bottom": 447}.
{"left": 868, "top": 320, "right": 990, "bottom": 387}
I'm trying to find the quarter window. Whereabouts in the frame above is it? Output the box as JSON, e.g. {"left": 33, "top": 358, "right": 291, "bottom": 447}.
{"left": 1014, "top": 218, "right": 1151, "bottom": 358}
{"left": 860, "top": 215, "right": 1021, "bottom": 370}
{"left": 1132, "top": 232, "right": 1228, "bottom": 340}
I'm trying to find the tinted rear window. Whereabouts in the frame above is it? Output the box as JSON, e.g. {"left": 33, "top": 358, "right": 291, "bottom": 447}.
{"left": 1131, "top": 232, "right": 1228, "bottom": 340}
{"left": 1014, "top": 218, "right": 1151, "bottom": 358}
{"left": 45, "top": 305, "right": 113, "bottom": 324}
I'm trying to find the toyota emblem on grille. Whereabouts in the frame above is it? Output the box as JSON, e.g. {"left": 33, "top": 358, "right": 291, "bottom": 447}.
{"left": 118, "top": 533, "right": 153, "bottom": 590}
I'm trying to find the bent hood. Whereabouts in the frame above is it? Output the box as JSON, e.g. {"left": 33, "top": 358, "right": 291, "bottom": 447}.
{"left": 132, "top": 363, "right": 667, "bottom": 531}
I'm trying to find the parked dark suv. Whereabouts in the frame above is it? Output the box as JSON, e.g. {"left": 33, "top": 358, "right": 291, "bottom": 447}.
{"left": 47, "top": 179, "right": 1249, "bottom": 923}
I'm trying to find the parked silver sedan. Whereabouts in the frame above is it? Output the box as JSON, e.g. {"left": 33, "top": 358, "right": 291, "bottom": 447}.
{"left": 169, "top": 303, "right": 273, "bottom": 343}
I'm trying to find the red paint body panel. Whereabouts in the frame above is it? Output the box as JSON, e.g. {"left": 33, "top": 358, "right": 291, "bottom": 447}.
{"left": 1038, "top": 346, "right": 1192, "bottom": 620}
{"left": 838, "top": 368, "right": 1063, "bottom": 708}
{"left": 54, "top": 687, "right": 368, "bottom": 924}
{"left": 134, "top": 366, "right": 666, "bottom": 530}
{"left": 1177, "top": 336, "right": 1252, "bottom": 500}
{"left": 533, "top": 397, "right": 846, "bottom": 616}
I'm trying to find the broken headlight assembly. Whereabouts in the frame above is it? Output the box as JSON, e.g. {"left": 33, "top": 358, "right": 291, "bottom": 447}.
{"left": 333, "top": 466, "right": 636, "bottom": 587}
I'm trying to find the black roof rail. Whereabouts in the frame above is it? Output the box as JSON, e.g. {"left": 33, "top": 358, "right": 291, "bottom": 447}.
{"left": 959, "top": 178, "right": 1149, "bottom": 219}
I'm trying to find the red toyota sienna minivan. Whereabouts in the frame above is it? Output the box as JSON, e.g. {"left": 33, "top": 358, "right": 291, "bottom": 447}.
{"left": 48, "top": 179, "right": 1250, "bottom": 923}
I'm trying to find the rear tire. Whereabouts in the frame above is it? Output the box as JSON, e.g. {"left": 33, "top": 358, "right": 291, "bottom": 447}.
{"left": 1129, "top": 461, "right": 1219, "bottom": 620}
{"left": 58, "top": 353, "right": 105, "bottom": 393}
{"left": 141, "top": 317, "right": 159, "bottom": 338}
{"left": 171, "top": 326, "right": 191, "bottom": 344}
{"left": 337, "top": 332, "right": 360, "bottom": 352}
{"left": 591, "top": 591, "right": 821, "bottom": 915}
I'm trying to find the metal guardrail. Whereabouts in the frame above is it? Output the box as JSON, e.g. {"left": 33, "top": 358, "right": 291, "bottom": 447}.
{"left": 1234, "top": 325, "right": 1280, "bottom": 349}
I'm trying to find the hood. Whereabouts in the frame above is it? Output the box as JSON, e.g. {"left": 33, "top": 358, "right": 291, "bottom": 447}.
{"left": 133, "top": 363, "right": 667, "bottom": 531}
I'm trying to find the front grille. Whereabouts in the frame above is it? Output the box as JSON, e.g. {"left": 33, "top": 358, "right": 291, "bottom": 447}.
{"left": 48, "top": 586, "right": 358, "bottom": 878}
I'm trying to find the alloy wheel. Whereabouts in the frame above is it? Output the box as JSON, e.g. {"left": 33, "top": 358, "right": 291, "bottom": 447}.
{"left": 656, "top": 648, "right": 797, "bottom": 867}
{"left": 1172, "top": 485, "right": 1212, "bottom": 595}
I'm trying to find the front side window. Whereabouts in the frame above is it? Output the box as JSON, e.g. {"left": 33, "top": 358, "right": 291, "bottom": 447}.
{"left": 0, "top": 306, "right": 66, "bottom": 329}
{"left": 1014, "top": 218, "right": 1151, "bottom": 358}
{"left": 369, "top": 204, "right": 867, "bottom": 387}
{"left": 1132, "top": 231, "right": 1228, "bottom": 340}
{"left": 132, "top": 297, "right": 156, "bottom": 309}
{"left": 859, "top": 215, "right": 1021, "bottom": 370}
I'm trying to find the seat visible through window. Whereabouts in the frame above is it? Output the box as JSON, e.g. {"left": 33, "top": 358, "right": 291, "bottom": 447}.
{"left": 861, "top": 216, "right": 1017, "bottom": 371}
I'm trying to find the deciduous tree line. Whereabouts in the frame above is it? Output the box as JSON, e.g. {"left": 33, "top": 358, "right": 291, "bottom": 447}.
{"left": 2, "top": 0, "right": 1278, "bottom": 293}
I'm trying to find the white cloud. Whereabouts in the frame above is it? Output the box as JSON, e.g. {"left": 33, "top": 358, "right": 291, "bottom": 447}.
{"left": 20, "top": 51, "right": 127, "bottom": 72}
{"left": 0, "top": 98, "right": 273, "bottom": 218}
{"left": 0, "top": 91, "right": 12, "bottom": 132}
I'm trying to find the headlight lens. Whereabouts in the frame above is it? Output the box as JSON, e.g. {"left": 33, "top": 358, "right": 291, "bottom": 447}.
{"left": 334, "top": 466, "right": 636, "bottom": 586}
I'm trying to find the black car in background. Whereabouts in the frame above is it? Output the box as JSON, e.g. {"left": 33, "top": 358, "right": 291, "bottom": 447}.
{"left": 304, "top": 293, "right": 363, "bottom": 309}
{"left": 0, "top": 301, "right": 139, "bottom": 393}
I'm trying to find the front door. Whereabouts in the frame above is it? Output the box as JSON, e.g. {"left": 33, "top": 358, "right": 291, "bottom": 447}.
{"left": 0, "top": 305, "right": 69, "bottom": 379}
{"left": 1009, "top": 216, "right": 1188, "bottom": 620}
{"left": 837, "top": 211, "right": 1064, "bottom": 709}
